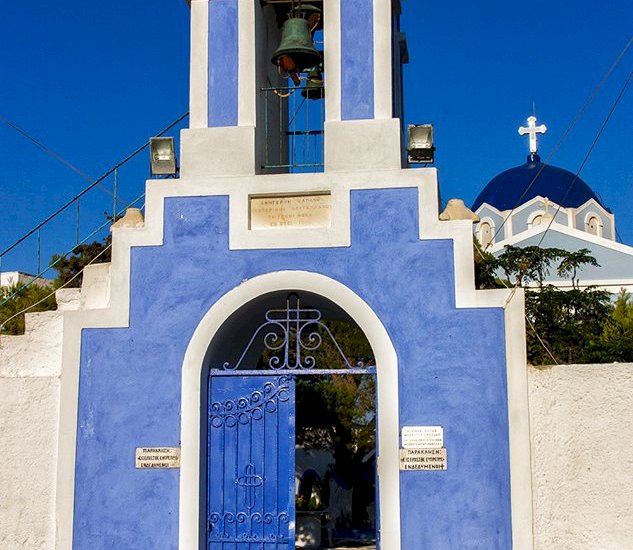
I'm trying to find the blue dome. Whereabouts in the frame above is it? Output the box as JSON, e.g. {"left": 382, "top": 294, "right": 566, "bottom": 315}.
{"left": 472, "top": 154, "right": 609, "bottom": 212}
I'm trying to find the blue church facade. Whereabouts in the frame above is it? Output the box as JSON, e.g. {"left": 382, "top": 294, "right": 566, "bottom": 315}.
{"left": 54, "top": 2, "right": 533, "bottom": 549}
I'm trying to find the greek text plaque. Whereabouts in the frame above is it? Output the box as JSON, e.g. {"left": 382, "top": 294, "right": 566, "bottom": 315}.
{"left": 249, "top": 194, "right": 332, "bottom": 230}
{"left": 135, "top": 447, "right": 181, "bottom": 469}
{"left": 399, "top": 448, "right": 447, "bottom": 471}
{"left": 402, "top": 426, "right": 444, "bottom": 449}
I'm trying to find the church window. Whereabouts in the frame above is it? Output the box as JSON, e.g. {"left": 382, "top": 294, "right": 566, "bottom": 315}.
{"left": 531, "top": 214, "right": 543, "bottom": 227}
{"left": 478, "top": 221, "right": 494, "bottom": 248}
{"left": 587, "top": 215, "right": 601, "bottom": 236}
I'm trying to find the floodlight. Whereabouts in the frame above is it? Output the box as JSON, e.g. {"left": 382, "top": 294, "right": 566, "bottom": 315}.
{"left": 149, "top": 137, "right": 177, "bottom": 177}
{"left": 407, "top": 124, "right": 435, "bottom": 164}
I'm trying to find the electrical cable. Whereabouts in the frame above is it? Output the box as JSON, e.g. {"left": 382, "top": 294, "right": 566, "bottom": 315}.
{"left": 537, "top": 69, "right": 633, "bottom": 248}
{"left": 0, "top": 115, "right": 130, "bottom": 209}
{"left": 0, "top": 242, "right": 112, "bottom": 336}
{"left": 484, "top": 36, "right": 633, "bottom": 251}
{"left": 0, "top": 111, "right": 189, "bottom": 259}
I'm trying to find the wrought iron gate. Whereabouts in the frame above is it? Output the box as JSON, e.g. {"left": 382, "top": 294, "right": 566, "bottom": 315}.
{"left": 206, "top": 294, "right": 375, "bottom": 550}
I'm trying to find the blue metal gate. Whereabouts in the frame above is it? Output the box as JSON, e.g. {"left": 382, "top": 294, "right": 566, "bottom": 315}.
{"left": 207, "top": 375, "right": 295, "bottom": 549}
{"left": 206, "top": 294, "right": 376, "bottom": 550}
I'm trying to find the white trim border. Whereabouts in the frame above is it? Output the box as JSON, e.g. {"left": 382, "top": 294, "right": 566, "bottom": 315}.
{"left": 179, "top": 272, "right": 401, "bottom": 549}
{"left": 55, "top": 166, "right": 534, "bottom": 550}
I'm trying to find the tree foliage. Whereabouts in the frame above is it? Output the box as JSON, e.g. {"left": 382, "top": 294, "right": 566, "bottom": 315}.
{"left": 474, "top": 240, "right": 633, "bottom": 365}
{"left": 496, "top": 245, "right": 567, "bottom": 287}
{"left": 556, "top": 248, "right": 600, "bottom": 289}
{"left": 0, "top": 236, "right": 111, "bottom": 335}
{"left": 0, "top": 283, "right": 56, "bottom": 335}
{"left": 52, "top": 238, "right": 111, "bottom": 287}
{"left": 601, "top": 290, "right": 633, "bottom": 362}
{"left": 525, "top": 286, "right": 612, "bottom": 365}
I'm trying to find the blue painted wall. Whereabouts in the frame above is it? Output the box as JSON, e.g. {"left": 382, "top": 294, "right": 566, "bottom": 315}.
{"left": 341, "top": 0, "right": 375, "bottom": 120}
{"left": 73, "top": 188, "right": 512, "bottom": 549}
{"left": 208, "top": 0, "right": 238, "bottom": 126}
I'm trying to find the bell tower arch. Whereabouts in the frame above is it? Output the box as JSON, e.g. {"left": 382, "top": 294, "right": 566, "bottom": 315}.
{"left": 183, "top": 0, "right": 408, "bottom": 178}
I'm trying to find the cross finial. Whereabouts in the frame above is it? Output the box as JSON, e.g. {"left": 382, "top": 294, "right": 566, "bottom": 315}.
{"left": 539, "top": 197, "right": 551, "bottom": 214}
{"left": 518, "top": 116, "right": 547, "bottom": 154}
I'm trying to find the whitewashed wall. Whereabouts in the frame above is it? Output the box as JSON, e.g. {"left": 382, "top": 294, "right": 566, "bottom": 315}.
{"left": 528, "top": 363, "right": 633, "bottom": 550}
{"left": 0, "top": 291, "right": 79, "bottom": 550}
{"left": 1, "top": 293, "right": 632, "bottom": 549}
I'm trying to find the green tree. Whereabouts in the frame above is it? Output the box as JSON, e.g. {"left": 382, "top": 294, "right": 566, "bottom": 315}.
{"left": 525, "top": 286, "right": 612, "bottom": 365}
{"left": 496, "top": 245, "right": 566, "bottom": 287}
{"left": 51, "top": 238, "right": 111, "bottom": 287}
{"left": 473, "top": 238, "right": 502, "bottom": 289}
{"left": 557, "top": 248, "right": 600, "bottom": 289}
{"left": 0, "top": 283, "right": 56, "bottom": 335}
{"left": 601, "top": 289, "right": 633, "bottom": 362}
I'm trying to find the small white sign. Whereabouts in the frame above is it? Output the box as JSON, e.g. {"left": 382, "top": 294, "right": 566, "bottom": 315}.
{"left": 399, "top": 448, "right": 447, "bottom": 471}
{"left": 135, "top": 447, "right": 181, "bottom": 469}
{"left": 401, "top": 426, "right": 444, "bottom": 449}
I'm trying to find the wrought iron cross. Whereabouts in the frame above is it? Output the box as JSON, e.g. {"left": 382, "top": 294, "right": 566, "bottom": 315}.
{"left": 518, "top": 116, "right": 547, "bottom": 154}
{"left": 236, "top": 463, "right": 263, "bottom": 510}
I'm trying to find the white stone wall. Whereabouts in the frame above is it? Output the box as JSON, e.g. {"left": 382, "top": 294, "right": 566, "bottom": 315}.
{"left": 0, "top": 376, "right": 59, "bottom": 550}
{"left": 1, "top": 290, "right": 633, "bottom": 550}
{"left": 0, "top": 291, "right": 78, "bottom": 550}
{"left": 528, "top": 363, "right": 633, "bottom": 550}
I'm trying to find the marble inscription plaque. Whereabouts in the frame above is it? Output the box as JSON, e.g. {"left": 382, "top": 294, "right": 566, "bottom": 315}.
{"left": 135, "top": 447, "right": 181, "bottom": 469}
{"left": 399, "top": 448, "right": 447, "bottom": 471}
{"left": 402, "top": 426, "right": 444, "bottom": 449}
{"left": 250, "top": 194, "right": 332, "bottom": 230}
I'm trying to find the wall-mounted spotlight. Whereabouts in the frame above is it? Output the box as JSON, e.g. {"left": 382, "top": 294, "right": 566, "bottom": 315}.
{"left": 407, "top": 124, "right": 435, "bottom": 164}
{"left": 149, "top": 137, "right": 178, "bottom": 177}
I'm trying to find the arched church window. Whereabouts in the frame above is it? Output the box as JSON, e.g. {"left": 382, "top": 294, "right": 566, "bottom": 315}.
{"left": 531, "top": 214, "right": 543, "bottom": 227}
{"left": 479, "top": 221, "right": 494, "bottom": 248}
{"left": 587, "top": 215, "right": 601, "bottom": 236}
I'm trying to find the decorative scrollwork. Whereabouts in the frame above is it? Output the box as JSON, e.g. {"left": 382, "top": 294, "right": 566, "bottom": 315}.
{"left": 209, "top": 377, "right": 291, "bottom": 427}
{"left": 208, "top": 511, "right": 289, "bottom": 543}
{"left": 215, "top": 293, "right": 369, "bottom": 371}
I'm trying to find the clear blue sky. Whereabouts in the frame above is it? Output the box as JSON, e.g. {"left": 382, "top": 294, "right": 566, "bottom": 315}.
{"left": 1, "top": 0, "right": 631, "bottom": 274}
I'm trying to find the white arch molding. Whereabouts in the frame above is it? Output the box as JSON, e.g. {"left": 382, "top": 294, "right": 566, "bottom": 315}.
{"left": 477, "top": 217, "right": 496, "bottom": 248}
{"left": 179, "top": 271, "right": 401, "bottom": 550}
{"left": 584, "top": 211, "right": 603, "bottom": 237}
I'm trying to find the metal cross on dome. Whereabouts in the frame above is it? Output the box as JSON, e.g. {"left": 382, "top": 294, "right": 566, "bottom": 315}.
{"left": 518, "top": 116, "right": 547, "bottom": 154}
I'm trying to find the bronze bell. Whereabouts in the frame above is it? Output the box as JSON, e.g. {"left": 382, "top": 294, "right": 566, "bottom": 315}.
{"left": 301, "top": 68, "right": 324, "bottom": 100}
{"left": 272, "top": 17, "right": 322, "bottom": 75}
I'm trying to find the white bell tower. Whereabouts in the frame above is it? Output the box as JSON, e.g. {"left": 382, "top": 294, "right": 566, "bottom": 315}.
{"left": 182, "top": 0, "right": 407, "bottom": 178}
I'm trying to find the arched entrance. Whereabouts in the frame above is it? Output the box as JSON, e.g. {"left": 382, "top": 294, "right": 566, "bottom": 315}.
{"left": 202, "top": 291, "right": 377, "bottom": 549}
{"left": 179, "top": 271, "right": 401, "bottom": 550}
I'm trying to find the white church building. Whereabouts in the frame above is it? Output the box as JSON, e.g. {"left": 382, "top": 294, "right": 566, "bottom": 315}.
{"left": 472, "top": 116, "right": 633, "bottom": 292}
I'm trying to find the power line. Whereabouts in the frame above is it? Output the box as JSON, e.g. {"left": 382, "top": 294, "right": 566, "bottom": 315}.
{"left": 484, "top": 35, "right": 633, "bottom": 251}
{"left": 0, "top": 115, "right": 130, "bottom": 208}
{"left": 537, "top": 69, "right": 632, "bottom": 248}
{"left": 0, "top": 111, "right": 189, "bottom": 259}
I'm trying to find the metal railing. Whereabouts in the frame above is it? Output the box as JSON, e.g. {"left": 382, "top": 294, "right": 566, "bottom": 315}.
{"left": 0, "top": 112, "right": 189, "bottom": 307}
{"left": 262, "top": 85, "right": 324, "bottom": 172}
